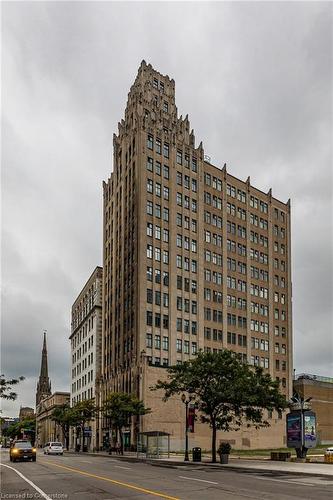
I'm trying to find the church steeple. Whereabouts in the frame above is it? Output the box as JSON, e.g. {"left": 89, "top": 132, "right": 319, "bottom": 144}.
{"left": 36, "top": 331, "right": 51, "bottom": 408}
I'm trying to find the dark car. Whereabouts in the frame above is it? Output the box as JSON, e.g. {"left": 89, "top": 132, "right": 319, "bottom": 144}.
{"left": 9, "top": 441, "right": 37, "bottom": 462}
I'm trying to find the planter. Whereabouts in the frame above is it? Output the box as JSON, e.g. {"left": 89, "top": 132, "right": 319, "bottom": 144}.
{"left": 219, "top": 453, "right": 229, "bottom": 464}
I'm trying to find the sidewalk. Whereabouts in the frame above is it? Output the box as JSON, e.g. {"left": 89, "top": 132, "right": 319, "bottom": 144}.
{"left": 64, "top": 450, "right": 333, "bottom": 477}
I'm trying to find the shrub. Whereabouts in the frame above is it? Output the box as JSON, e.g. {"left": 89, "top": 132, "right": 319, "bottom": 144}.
{"left": 218, "top": 442, "right": 232, "bottom": 455}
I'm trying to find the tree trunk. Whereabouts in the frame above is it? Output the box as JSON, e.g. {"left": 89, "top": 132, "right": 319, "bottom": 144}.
{"left": 119, "top": 428, "right": 124, "bottom": 455}
{"left": 211, "top": 420, "right": 217, "bottom": 463}
{"left": 65, "top": 428, "right": 69, "bottom": 450}
{"left": 81, "top": 424, "right": 85, "bottom": 451}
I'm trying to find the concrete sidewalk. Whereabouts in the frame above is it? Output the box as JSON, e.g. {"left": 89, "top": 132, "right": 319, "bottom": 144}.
{"left": 64, "top": 450, "right": 333, "bottom": 477}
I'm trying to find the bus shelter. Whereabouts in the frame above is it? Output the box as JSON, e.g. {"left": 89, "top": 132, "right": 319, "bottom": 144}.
{"left": 137, "top": 431, "right": 170, "bottom": 459}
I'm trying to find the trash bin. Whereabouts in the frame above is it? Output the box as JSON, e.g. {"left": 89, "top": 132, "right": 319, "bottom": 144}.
{"left": 192, "top": 447, "right": 201, "bottom": 462}
{"left": 83, "top": 445, "right": 88, "bottom": 452}
{"left": 75, "top": 444, "right": 81, "bottom": 452}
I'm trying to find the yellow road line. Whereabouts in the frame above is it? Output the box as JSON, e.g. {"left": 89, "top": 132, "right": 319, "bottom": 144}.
{"left": 42, "top": 460, "right": 180, "bottom": 500}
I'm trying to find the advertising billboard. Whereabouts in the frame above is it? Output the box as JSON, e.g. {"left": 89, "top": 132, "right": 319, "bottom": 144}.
{"left": 286, "top": 412, "right": 302, "bottom": 448}
{"left": 304, "top": 411, "right": 317, "bottom": 448}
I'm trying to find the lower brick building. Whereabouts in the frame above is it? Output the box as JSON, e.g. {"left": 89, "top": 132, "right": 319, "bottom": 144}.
{"left": 293, "top": 373, "right": 333, "bottom": 444}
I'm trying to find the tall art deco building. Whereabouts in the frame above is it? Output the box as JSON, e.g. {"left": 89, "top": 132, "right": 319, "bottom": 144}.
{"left": 101, "top": 61, "right": 293, "bottom": 449}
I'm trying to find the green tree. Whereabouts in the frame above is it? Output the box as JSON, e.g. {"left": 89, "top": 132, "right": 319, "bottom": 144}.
{"left": 0, "top": 375, "right": 25, "bottom": 400}
{"left": 101, "top": 392, "right": 150, "bottom": 454}
{"left": 70, "top": 399, "right": 97, "bottom": 451}
{"left": 3, "top": 417, "right": 36, "bottom": 443}
{"left": 154, "top": 350, "right": 287, "bottom": 462}
{"left": 51, "top": 403, "right": 76, "bottom": 450}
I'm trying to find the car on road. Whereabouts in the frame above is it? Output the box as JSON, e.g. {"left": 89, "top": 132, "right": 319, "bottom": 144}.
{"left": 9, "top": 441, "right": 37, "bottom": 462}
{"left": 43, "top": 442, "right": 64, "bottom": 455}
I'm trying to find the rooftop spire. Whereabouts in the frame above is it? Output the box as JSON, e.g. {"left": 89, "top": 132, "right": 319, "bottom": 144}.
{"left": 40, "top": 331, "right": 48, "bottom": 378}
{"left": 36, "top": 331, "right": 51, "bottom": 408}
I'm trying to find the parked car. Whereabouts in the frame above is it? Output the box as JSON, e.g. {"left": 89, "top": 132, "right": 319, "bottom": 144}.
{"left": 43, "top": 442, "right": 64, "bottom": 455}
{"left": 10, "top": 441, "right": 36, "bottom": 462}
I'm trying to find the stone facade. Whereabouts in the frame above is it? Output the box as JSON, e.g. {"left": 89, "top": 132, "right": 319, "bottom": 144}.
{"left": 19, "top": 407, "right": 35, "bottom": 421}
{"left": 70, "top": 266, "right": 103, "bottom": 451}
{"left": 36, "top": 392, "right": 70, "bottom": 447}
{"left": 101, "top": 61, "right": 293, "bottom": 450}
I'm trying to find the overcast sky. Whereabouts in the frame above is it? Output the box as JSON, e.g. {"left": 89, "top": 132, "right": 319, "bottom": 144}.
{"left": 2, "top": 2, "right": 332, "bottom": 417}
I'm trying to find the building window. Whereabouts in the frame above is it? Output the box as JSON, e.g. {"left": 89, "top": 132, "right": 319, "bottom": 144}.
{"left": 147, "top": 135, "right": 153, "bottom": 150}
{"left": 147, "top": 201, "right": 153, "bottom": 215}
{"left": 163, "top": 143, "right": 169, "bottom": 158}
{"left": 176, "top": 339, "right": 182, "bottom": 353}
{"left": 155, "top": 335, "right": 161, "bottom": 349}
{"left": 155, "top": 313, "right": 161, "bottom": 328}
{"left": 163, "top": 208, "right": 169, "bottom": 222}
{"left": 177, "top": 151, "right": 182, "bottom": 165}
{"left": 147, "top": 289, "right": 153, "bottom": 303}
{"left": 155, "top": 247, "right": 161, "bottom": 261}
{"left": 146, "top": 333, "right": 152, "bottom": 348}
{"left": 147, "top": 157, "right": 153, "bottom": 172}
{"left": 163, "top": 250, "right": 169, "bottom": 264}
{"left": 162, "top": 336, "right": 169, "bottom": 351}
{"left": 146, "top": 311, "right": 153, "bottom": 326}
{"left": 163, "top": 164, "right": 169, "bottom": 179}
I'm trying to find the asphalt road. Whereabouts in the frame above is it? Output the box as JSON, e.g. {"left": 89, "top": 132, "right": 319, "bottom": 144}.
{"left": 0, "top": 449, "right": 332, "bottom": 500}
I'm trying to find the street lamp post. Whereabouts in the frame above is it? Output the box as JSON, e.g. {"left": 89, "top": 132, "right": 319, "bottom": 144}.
{"left": 181, "top": 394, "right": 192, "bottom": 462}
{"left": 290, "top": 393, "right": 312, "bottom": 459}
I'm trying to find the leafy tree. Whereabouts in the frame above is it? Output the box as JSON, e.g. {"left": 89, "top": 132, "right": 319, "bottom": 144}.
{"left": 101, "top": 392, "right": 150, "bottom": 454}
{"left": 51, "top": 403, "right": 76, "bottom": 450}
{"left": 70, "top": 399, "right": 98, "bottom": 451}
{"left": 3, "top": 417, "right": 36, "bottom": 443}
{"left": 0, "top": 375, "right": 25, "bottom": 400}
{"left": 154, "top": 350, "right": 287, "bottom": 462}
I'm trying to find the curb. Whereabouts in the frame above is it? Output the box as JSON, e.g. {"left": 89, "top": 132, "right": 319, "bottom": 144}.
{"left": 62, "top": 452, "right": 333, "bottom": 478}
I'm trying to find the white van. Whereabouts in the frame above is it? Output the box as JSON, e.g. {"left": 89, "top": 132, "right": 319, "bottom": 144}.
{"left": 43, "top": 442, "right": 64, "bottom": 455}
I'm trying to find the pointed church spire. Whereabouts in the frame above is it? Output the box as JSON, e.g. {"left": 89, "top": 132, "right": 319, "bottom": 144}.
{"left": 40, "top": 331, "right": 48, "bottom": 378}
{"left": 36, "top": 331, "right": 51, "bottom": 408}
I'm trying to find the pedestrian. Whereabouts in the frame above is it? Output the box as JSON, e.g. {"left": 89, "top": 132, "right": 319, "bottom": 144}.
{"left": 116, "top": 441, "right": 121, "bottom": 455}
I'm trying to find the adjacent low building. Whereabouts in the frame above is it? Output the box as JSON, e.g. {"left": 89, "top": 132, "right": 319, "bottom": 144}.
{"left": 70, "top": 266, "right": 103, "bottom": 451}
{"left": 36, "top": 391, "right": 70, "bottom": 447}
{"left": 19, "top": 407, "right": 35, "bottom": 421}
{"left": 293, "top": 373, "right": 333, "bottom": 444}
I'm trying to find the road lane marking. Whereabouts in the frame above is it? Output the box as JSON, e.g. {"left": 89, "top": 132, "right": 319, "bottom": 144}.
{"left": 178, "top": 475, "right": 218, "bottom": 485}
{"left": 115, "top": 465, "right": 132, "bottom": 470}
{"left": 254, "top": 476, "right": 315, "bottom": 487}
{"left": 0, "top": 463, "right": 52, "bottom": 500}
{"left": 43, "top": 460, "right": 180, "bottom": 499}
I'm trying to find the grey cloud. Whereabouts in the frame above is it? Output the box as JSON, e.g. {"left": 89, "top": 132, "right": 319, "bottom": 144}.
{"left": 1, "top": 2, "right": 332, "bottom": 416}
